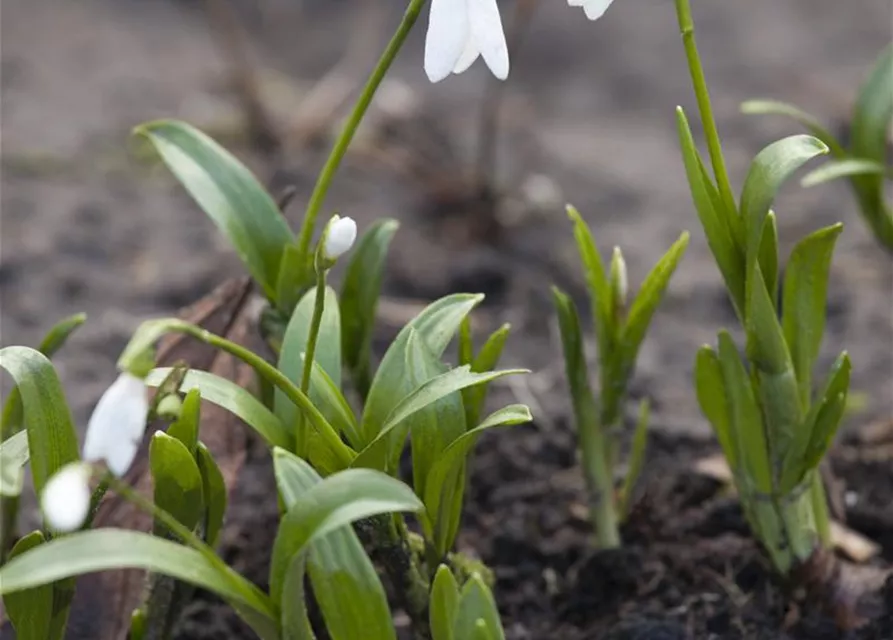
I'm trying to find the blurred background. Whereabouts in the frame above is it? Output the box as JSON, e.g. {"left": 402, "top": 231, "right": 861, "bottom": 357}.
{"left": 2, "top": 0, "right": 891, "bottom": 439}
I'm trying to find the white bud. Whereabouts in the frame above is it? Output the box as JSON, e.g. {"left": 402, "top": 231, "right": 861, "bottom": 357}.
{"left": 610, "top": 246, "right": 628, "bottom": 306}
{"left": 83, "top": 373, "right": 149, "bottom": 477}
{"left": 323, "top": 216, "right": 357, "bottom": 260}
{"left": 41, "top": 463, "right": 92, "bottom": 532}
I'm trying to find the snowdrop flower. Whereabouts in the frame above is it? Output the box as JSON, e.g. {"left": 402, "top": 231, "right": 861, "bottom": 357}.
{"left": 41, "top": 463, "right": 92, "bottom": 532}
{"left": 323, "top": 215, "right": 357, "bottom": 260}
{"left": 424, "top": 0, "right": 509, "bottom": 83}
{"left": 610, "top": 246, "right": 628, "bottom": 307}
{"left": 567, "top": 0, "right": 615, "bottom": 21}
{"left": 83, "top": 372, "right": 149, "bottom": 477}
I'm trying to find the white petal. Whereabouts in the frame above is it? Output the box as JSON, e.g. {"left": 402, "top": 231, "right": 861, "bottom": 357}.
{"left": 468, "top": 0, "right": 509, "bottom": 80}
{"left": 567, "top": 0, "right": 586, "bottom": 6}
{"left": 324, "top": 216, "right": 357, "bottom": 259}
{"left": 83, "top": 373, "right": 148, "bottom": 477}
{"left": 583, "top": 0, "right": 614, "bottom": 20}
{"left": 41, "top": 463, "right": 91, "bottom": 532}
{"left": 452, "top": 35, "right": 480, "bottom": 75}
{"left": 424, "top": 0, "right": 470, "bottom": 83}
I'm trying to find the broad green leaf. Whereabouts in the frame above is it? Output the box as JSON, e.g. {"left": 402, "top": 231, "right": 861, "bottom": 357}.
{"left": 305, "top": 358, "right": 362, "bottom": 450}
{"left": 268, "top": 464, "right": 423, "bottom": 603}
{"left": 745, "top": 267, "right": 793, "bottom": 376}
{"left": 619, "top": 399, "right": 649, "bottom": 520}
{"left": 758, "top": 212, "right": 779, "bottom": 306}
{"left": 149, "top": 432, "right": 204, "bottom": 534}
{"left": 135, "top": 120, "right": 293, "bottom": 301}
{"left": 781, "top": 224, "right": 843, "bottom": 406}
{"left": 362, "top": 294, "right": 483, "bottom": 447}
{"left": 458, "top": 316, "right": 474, "bottom": 367}
{"left": 0, "top": 347, "right": 79, "bottom": 496}
{"left": 424, "top": 405, "right": 531, "bottom": 555}
{"left": 404, "top": 331, "right": 466, "bottom": 502}
{"left": 463, "top": 323, "right": 511, "bottom": 429}
{"left": 800, "top": 353, "right": 851, "bottom": 474}
{"left": 280, "top": 552, "right": 313, "bottom": 640}
{"left": 274, "top": 242, "right": 306, "bottom": 317}
{"left": 453, "top": 575, "right": 504, "bottom": 640}
{"left": 716, "top": 333, "right": 772, "bottom": 493}
{"left": 430, "top": 565, "right": 460, "bottom": 640}
{"left": 352, "top": 362, "right": 528, "bottom": 471}
{"left": 675, "top": 108, "right": 745, "bottom": 316}
{"left": 0, "top": 431, "right": 29, "bottom": 496}
{"left": 0, "top": 529, "right": 277, "bottom": 636}
{"left": 851, "top": 44, "right": 893, "bottom": 164}
{"left": 341, "top": 219, "right": 399, "bottom": 399}
{"left": 166, "top": 388, "right": 201, "bottom": 456}
{"left": 621, "top": 232, "right": 689, "bottom": 367}
{"left": 273, "top": 449, "right": 395, "bottom": 640}
{"left": 694, "top": 346, "right": 737, "bottom": 471}
{"left": 196, "top": 443, "right": 227, "bottom": 547}
{"left": 276, "top": 286, "right": 342, "bottom": 441}
{"left": 739, "top": 135, "right": 828, "bottom": 277}
{"left": 801, "top": 158, "right": 887, "bottom": 187}
{"left": 567, "top": 205, "right": 612, "bottom": 360}
{"left": 4, "top": 531, "right": 53, "bottom": 640}
{"left": 740, "top": 100, "right": 845, "bottom": 156}
{"left": 147, "top": 368, "right": 291, "bottom": 451}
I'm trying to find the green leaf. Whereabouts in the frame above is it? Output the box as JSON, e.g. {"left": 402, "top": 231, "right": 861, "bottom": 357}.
{"left": 361, "top": 294, "right": 483, "bottom": 447}
{"left": 851, "top": 44, "right": 893, "bottom": 165}
{"left": 739, "top": 135, "right": 828, "bottom": 280}
{"left": 276, "top": 286, "right": 342, "bottom": 440}
{"left": 423, "top": 405, "right": 531, "bottom": 555}
{"left": 0, "top": 529, "right": 277, "bottom": 636}
{"left": 463, "top": 324, "right": 511, "bottom": 429}
{"left": 458, "top": 317, "right": 474, "bottom": 368}
{"left": 149, "top": 432, "right": 204, "bottom": 534}
{"left": 781, "top": 223, "right": 843, "bottom": 407}
{"left": 166, "top": 388, "right": 201, "bottom": 456}
{"left": 801, "top": 158, "right": 887, "bottom": 187}
{"left": 196, "top": 443, "right": 227, "bottom": 547}
{"left": 566, "top": 205, "right": 612, "bottom": 359}
{"left": 746, "top": 267, "right": 793, "bottom": 377}
{"left": 621, "top": 232, "right": 689, "bottom": 367}
{"left": 758, "top": 212, "right": 779, "bottom": 306}
{"left": 780, "top": 352, "right": 851, "bottom": 491}
{"left": 619, "top": 399, "right": 649, "bottom": 520}
{"left": 352, "top": 362, "right": 528, "bottom": 471}
{"left": 273, "top": 449, "right": 396, "bottom": 640}
{"left": 268, "top": 464, "right": 423, "bottom": 603}
{"left": 146, "top": 368, "right": 292, "bottom": 451}
{"left": 0, "top": 431, "right": 29, "bottom": 497}
{"left": 430, "top": 565, "right": 460, "bottom": 640}
{"left": 0, "top": 347, "right": 79, "bottom": 496}
{"left": 740, "top": 100, "right": 845, "bottom": 156}
{"left": 675, "top": 108, "right": 745, "bottom": 316}
{"left": 453, "top": 574, "right": 505, "bottom": 640}
{"left": 717, "top": 333, "right": 772, "bottom": 493}
{"left": 305, "top": 358, "right": 363, "bottom": 450}
{"left": 3, "top": 531, "right": 53, "bottom": 640}
{"left": 274, "top": 243, "right": 306, "bottom": 316}
{"left": 134, "top": 120, "right": 293, "bottom": 301}
{"left": 341, "top": 219, "right": 399, "bottom": 399}
{"left": 694, "top": 345, "right": 737, "bottom": 472}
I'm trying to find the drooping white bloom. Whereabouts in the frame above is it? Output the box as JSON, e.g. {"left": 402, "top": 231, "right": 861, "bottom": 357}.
{"left": 424, "top": 0, "right": 509, "bottom": 83}
{"left": 567, "top": 0, "right": 615, "bottom": 21}
{"left": 324, "top": 216, "right": 357, "bottom": 260}
{"left": 41, "top": 463, "right": 92, "bottom": 532}
{"left": 83, "top": 373, "right": 149, "bottom": 477}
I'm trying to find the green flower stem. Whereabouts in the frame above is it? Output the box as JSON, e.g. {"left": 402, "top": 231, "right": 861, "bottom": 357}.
{"left": 580, "top": 416, "right": 621, "bottom": 549}
{"left": 674, "top": 0, "right": 738, "bottom": 215}
{"left": 103, "top": 472, "right": 276, "bottom": 621}
{"left": 293, "top": 0, "right": 428, "bottom": 282}
{"left": 297, "top": 268, "right": 328, "bottom": 454}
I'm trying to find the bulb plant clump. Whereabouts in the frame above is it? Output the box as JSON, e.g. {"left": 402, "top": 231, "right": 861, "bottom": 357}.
{"left": 1, "top": 0, "right": 888, "bottom": 637}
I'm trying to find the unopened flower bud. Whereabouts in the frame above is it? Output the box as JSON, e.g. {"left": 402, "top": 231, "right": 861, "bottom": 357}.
{"left": 323, "top": 216, "right": 357, "bottom": 260}
{"left": 41, "top": 463, "right": 92, "bottom": 532}
{"left": 83, "top": 373, "right": 149, "bottom": 477}
{"left": 609, "top": 246, "right": 628, "bottom": 308}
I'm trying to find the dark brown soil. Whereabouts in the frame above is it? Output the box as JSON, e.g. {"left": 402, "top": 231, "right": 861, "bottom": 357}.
{"left": 2, "top": 0, "right": 892, "bottom": 639}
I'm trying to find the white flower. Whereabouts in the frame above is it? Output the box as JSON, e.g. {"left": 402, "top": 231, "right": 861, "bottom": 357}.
{"left": 424, "top": 0, "right": 509, "bottom": 83}
{"left": 567, "top": 0, "right": 615, "bottom": 21}
{"left": 323, "top": 216, "right": 357, "bottom": 260}
{"left": 41, "top": 463, "right": 92, "bottom": 532}
{"left": 610, "top": 246, "right": 628, "bottom": 306}
{"left": 83, "top": 373, "right": 149, "bottom": 477}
